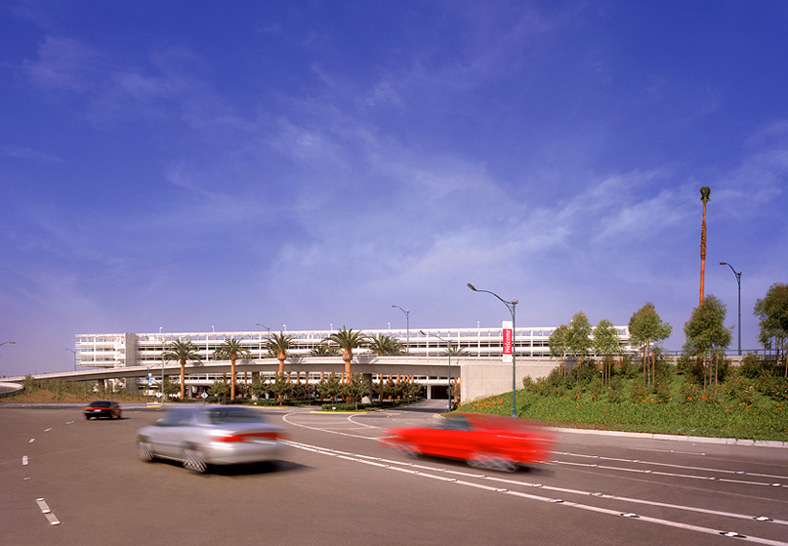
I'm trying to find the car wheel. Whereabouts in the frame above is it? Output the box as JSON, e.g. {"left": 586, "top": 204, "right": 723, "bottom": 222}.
{"left": 183, "top": 447, "right": 207, "bottom": 473}
{"left": 467, "top": 452, "right": 517, "bottom": 473}
{"left": 138, "top": 439, "right": 155, "bottom": 462}
{"left": 401, "top": 443, "right": 421, "bottom": 458}
{"left": 84, "top": 415, "right": 91, "bottom": 420}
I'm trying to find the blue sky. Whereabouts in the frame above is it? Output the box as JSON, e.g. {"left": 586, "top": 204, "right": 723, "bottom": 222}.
{"left": 2, "top": 1, "right": 787, "bottom": 376}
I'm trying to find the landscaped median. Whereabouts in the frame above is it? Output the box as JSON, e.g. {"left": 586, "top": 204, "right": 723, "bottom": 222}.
{"left": 459, "top": 362, "right": 788, "bottom": 443}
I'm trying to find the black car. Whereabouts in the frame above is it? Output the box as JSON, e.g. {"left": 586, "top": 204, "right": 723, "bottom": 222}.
{"left": 84, "top": 400, "right": 122, "bottom": 420}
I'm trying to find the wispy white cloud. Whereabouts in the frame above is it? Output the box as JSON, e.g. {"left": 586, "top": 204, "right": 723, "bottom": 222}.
{"left": 2, "top": 146, "right": 60, "bottom": 162}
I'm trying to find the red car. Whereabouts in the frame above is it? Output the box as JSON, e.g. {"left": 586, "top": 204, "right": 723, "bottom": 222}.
{"left": 380, "top": 413, "right": 554, "bottom": 472}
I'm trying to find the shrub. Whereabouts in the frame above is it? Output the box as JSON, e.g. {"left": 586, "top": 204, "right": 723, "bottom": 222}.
{"left": 757, "top": 376, "right": 788, "bottom": 401}
{"left": 607, "top": 376, "right": 624, "bottom": 403}
{"left": 679, "top": 380, "right": 703, "bottom": 404}
{"left": 617, "top": 354, "right": 638, "bottom": 379}
{"left": 321, "top": 402, "right": 363, "bottom": 411}
{"left": 725, "top": 374, "right": 755, "bottom": 406}
{"left": 628, "top": 379, "right": 649, "bottom": 404}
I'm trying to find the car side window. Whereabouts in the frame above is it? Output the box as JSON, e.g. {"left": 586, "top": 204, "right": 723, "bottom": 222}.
{"left": 441, "top": 416, "right": 471, "bottom": 431}
{"left": 156, "top": 412, "right": 192, "bottom": 427}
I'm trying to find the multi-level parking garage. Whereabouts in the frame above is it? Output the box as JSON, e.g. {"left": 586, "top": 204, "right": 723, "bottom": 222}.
{"left": 69, "top": 326, "right": 633, "bottom": 400}
{"left": 75, "top": 326, "right": 632, "bottom": 368}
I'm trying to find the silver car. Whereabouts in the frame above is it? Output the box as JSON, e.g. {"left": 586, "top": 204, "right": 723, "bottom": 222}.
{"left": 137, "top": 406, "right": 286, "bottom": 473}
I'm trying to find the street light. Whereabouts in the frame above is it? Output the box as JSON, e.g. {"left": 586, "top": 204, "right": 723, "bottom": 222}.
{"left": 720, "top": 262, "right": 742, "bottom": 356}
{"left": 65, "top": 348, "right": 77, "bottom": 371}
{"left": 391, "top": 305, "right": 410, "bottom": 354}
{"left": 0, "top": 341, "right": 16, "bottom": 377}
{"left": 257, "top": 323, "right": 271, "bottom": 357}
{"left": 468, "top": 283, "right": 519, "bottom": 418}
{"left": 419, "top": 330, "right": 453, "bottom": 413}
{"left": 160, "top": 326, "right": 165, "bottom": 404}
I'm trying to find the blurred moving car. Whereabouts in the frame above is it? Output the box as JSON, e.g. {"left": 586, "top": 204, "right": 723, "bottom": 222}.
{"left": 137, "top": 406, "right": 286, "bottom": 473}
{"left": 84, "top": 400, "right": 122, "bottom": 420}
{"left": 380, "top": 413, "right": 554, "bottom": 472}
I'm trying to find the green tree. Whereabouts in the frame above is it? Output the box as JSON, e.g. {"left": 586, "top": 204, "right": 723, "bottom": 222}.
{"left": 268, "top": 374, "right": 294, "bottom": 406}
{"left": 342, "top": 373, "right": 369, "bottom": 409}
{"left": 324, "top": 327, "right": 369, "bottom": 381}
{"left": 249, "top": 375, "right": 270, "bottom": 400}
{"left": 683, "top": 295, "right": 732, "bottom": 387}
{"left": 548, "top": 324, "right": 569, "bottom": 376}
{"left": 593, "top": 319, "right": 621, "bottom": 385}
{"left": 208, "top": 379, "right": 230, "bottom": 403}
{"left": 566, "top": 311, "right": 593, "bottom": 364}
{"left": 366, "top": 334, "right": 404, "bottom": 356}
{"left": 316, "top": 373, "right": 343, "bottom": 403}
{"left": 162, "top": 377, "right": 179, "bottom": 400}
{"left": 213, "top": 339, "right": 251, "bottom": 400}
{"left": 629, "top": 303, "right": 673, "bottom": 387}
{"left": 162, "top": 339, "right": 202, "bottom": 400}
{"left": 754, "top": 283, "right": 788, "bottom": 377}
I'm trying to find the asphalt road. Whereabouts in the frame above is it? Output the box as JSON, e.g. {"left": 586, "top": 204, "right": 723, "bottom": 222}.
{"left": 1, "top": 402, "right": 787, "bottom": 546}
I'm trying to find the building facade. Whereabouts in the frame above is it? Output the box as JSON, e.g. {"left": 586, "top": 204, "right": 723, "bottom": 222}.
{"left": 75, "top": 325, "right": 632, "bottom": 369}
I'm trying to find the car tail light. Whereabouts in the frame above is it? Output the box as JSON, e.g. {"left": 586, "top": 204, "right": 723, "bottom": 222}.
{"left": 216, "top": 432, "right": 284, "bottom": 443}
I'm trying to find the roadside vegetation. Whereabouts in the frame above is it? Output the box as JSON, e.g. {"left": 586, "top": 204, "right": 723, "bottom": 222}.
{"left": 460, "top": 352, "right": 787, "bottom": 442}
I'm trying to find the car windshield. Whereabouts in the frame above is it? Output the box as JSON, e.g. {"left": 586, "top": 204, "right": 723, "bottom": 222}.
{"left": 206, "top": 407, "right": 265, "bottom": 425}
{"left": 88, "top": 401, "right": 111, "bottom": 407}
{"left": 435, "top": 415, "right": 472, "bottom": 431}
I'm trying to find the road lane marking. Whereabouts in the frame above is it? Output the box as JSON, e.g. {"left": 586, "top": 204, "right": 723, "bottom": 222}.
{"left": 552, "top": 459, "right": 787, "bottom": 489}
{"left": 35, "top": 498, "right": 61, "bottom": 525}
{"left": 555, "top": 450, "right": 788, "bottom": 481}
{"left": 286, "top": 440, "right": 788, "bottom": 538}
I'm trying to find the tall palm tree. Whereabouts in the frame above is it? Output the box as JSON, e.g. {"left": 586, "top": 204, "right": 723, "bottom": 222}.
{"left": 366, "top": 334, "right": 404, "bottom": 356}
{"left": 310, "top": 343, "right": 340, "bottom": 356}
{"left": 324, "top": 327, "right": 368, "bottom": 381}
{"left": 699, "top": 186, "right": 711, "bottom": 306}
{"left": 163, "top": 339, "right": 202, "bottom": 400}
{"left": 214, "top": 339, "right": 251, "bottom": 400}
{"left": 266, "top": 332, "right": 295, "bottom": 377}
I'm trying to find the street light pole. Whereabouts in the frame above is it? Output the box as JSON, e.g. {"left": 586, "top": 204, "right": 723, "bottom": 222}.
{"left": 420, "top": 330, "right": 452, "bottom": 413}
{"left": 720, "top": 262, "right": 742, "bottom": 356}
{"left": 257, "top": 323, "right": 271, "bottom": 357}
{"left": 65, "top": 348, "right": 77, "bottom": 371}
{"left": 160, "top": 326, "right": 165, "bottom": 404}
{"left": 468, "top": 283, "right": 519, "bottom": 418}
{"left": 0, "top": 341, "right": 16, "bottom": 376}
{"left": 391, "top": 305, "right": 410, "bottom": 354}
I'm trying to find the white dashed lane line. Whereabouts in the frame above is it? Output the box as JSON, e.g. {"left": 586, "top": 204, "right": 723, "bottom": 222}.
{"left": 35, "top": 498, "right": 60, "bottom": 526}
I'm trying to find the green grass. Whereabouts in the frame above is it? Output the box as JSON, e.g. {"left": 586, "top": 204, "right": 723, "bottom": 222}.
{"left": 459, "top": 374, "right": 788, "bottom": 442}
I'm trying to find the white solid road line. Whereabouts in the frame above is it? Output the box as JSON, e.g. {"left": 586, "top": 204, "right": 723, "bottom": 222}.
{"left": 286, "top": 440, "right": 788, "bottom": 546}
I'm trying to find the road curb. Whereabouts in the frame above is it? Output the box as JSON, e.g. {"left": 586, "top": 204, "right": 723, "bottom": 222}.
{"left": 545, "top": 425, "right": 788, "bottom": 448}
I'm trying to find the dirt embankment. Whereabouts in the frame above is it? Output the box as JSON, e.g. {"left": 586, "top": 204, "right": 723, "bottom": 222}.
{"left": 0, "top": 390, "right": 147, "bottom": 404}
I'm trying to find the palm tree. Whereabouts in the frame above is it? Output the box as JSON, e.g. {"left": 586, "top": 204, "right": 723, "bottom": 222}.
{"left": 163, "top": 339, "right": 202, "bottom": 400}
{"left": 366, "top": 334, "right": 404, "bottom": 356}
{"left": 266, "top": 332, "right": 295, "bottom": 377}
{"left": 443, "top": 342, "right": 468, "bottom": 357}
{"left": 324, "top": 327, "right": 368, "bottom": 381}
{"left": 699, "top": 186, "right": 711, "bottom": 306}
{"left": 214, "top": 339, "right": 251, "bottom": 400}
{"left": 310, "top": 343, "right": 340, "bottom": 356}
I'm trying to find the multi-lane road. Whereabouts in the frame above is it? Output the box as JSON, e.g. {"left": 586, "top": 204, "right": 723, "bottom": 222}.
{"left": 1, "top": 402, "right": 786, "bottom": 545}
